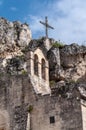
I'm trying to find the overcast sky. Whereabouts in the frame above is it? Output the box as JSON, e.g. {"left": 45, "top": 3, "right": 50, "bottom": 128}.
{"left": 0, "top": 0, "right": 86, "bottom": 45}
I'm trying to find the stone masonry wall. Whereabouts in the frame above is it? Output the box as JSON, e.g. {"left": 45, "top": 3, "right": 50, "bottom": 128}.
{"left": 0, "top": 74, "right": 35, "bottom": 130}
{"left": 0, "top": 73, "right": 83, "bottom": 130}
{"left": 30, "top": 94, "right": 82, "bottom": 130}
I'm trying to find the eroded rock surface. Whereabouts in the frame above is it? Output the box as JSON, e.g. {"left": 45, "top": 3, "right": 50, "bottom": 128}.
{"left": 0, "top": 17, "right": 31, "bottom": 73}
{"left": 48, "top": 43, "right": 86, "bottom": 82}
{"left": 0, "top": 17, "right": 31, "bottom": 57}
{"left": 0, "top": 17, "right": 86, "bottom": 96}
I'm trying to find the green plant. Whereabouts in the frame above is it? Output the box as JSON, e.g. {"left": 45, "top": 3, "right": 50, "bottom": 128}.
{"left": 52, "top": 41, "right": 64, "bottom": 48}
{"left": 28, "top": 105, "right": 33, "bottom": 113}
{"left": 69, "top": 79, "right": 76, "bottom": 84}
{"left": 21, "top": 70, "right": 27, "bottom": 75}
{"left": 18, "top": 55, "right": 25, "bottom": 60}
{"left": 22, "top": 46, "right": 29, "bottom": 53}
{"left": 50, "top": 80, "right": 56, "bottom": 87}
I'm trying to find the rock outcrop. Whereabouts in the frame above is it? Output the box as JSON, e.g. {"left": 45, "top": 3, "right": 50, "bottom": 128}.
{"left": 0, "top": 17, "right": 31, "bottom": 57}
{"left": 0, "top": 17, "right": 31, "bottom": 73}
{"left": 48, "top": 43, "right": 86, "bottom": 104}
{"left": 0, "top": 17, "right": 86, "bottom": 93}
{"left": 48, "top": 43, "right": 86, "bottom": 83}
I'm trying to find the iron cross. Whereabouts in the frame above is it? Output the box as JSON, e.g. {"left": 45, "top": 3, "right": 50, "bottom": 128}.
{"left": 40, "top": 16, "right": 54, "bottom": 38}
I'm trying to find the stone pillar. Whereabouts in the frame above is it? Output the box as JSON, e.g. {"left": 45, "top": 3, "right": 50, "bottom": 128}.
{"left": 81, "top": 99, "right": 86, "bottom": 130}
{"left": 38, "top": 59, "right": 42, "bottom": 79}
{"left": 26, "top": 113, "right": 30, "bottom": 130}
{"left": 28, "top": 51, "right": 34, "bottom": 76}
{"left": 45, "top": 63, "right": 49, "bottom": 86}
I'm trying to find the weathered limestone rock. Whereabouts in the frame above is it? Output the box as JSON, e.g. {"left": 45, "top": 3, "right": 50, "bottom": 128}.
{"left": 47, "top": 47, "right": 63, "bottom": 81}
{"left": 48, "top": 43, "right": 86, "bottom": 82}
{"left": 43, "top": 38, "right": 55, "bottom": 50}
{"left": 78, "top": 82, "right": 86, "bottom": 130}
{"left": 60, "top": 44, "right": 86, "bottom": 81}
{"left": 0, "top": 17, "right": 31, "bottom": 73}
{"left": 0, "top": 17, "right": 85, "bottom": 130}
{"left": 0, "top": 17, "right": 31, "bottom": 57}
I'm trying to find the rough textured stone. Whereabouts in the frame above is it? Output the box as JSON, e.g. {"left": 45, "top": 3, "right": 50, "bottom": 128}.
{"left": 48, "top": 43, "right": 86, "bottom": 82}
{"left": 0, "top": 17, "right": 85, "bottom": 130}
{"left": 0, "top": 17, "right": 31, "bottom": 71}
{"left": 47, "top": 47, "right": 62, "bottom": 81}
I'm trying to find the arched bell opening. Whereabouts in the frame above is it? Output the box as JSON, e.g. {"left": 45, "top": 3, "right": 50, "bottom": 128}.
{"left": 34, "top": 54, "right": 39, "bottom": 76}
{"left": 41, "top": 58, "right": 46, "bottom": 80}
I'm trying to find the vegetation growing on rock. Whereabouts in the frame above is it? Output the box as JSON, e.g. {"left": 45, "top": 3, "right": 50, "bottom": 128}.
{"left": 52, "top": 41, "right": 65, "bottom": 48}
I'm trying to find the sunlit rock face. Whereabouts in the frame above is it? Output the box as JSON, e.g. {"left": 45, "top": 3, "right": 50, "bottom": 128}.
{"left": 0, "top": 17, "right": 31, "bottom": 58}
{"left": 0, "top": 17, "right": 31, "bottom": 72}
{"left": 60, "top": 43, "right": 86, "bottom": 82}
{"left": 48, "top": 43, "right": 86, "bottom": 82}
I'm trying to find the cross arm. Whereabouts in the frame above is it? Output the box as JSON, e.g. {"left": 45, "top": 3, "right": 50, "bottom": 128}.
{"left": 40, "top": 21, "right": 54, "bottom": 29}
{"left": 40, "top": 21, "right": 46, "bottom": 26}
{"left": 47, "top": 24, "right": 54, "bottom": 29}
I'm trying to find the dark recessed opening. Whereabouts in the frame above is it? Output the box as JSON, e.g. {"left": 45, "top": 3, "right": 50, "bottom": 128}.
{"left": 50, "top": 116, "right": 55, "bottom": 124}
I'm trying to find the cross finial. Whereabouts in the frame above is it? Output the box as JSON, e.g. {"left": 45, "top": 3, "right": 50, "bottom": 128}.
{"left": 40, "top": 17, "right": 54, "bottom": 38}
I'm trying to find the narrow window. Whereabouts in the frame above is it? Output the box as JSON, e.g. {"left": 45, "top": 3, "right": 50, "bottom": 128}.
{"left": 34, "top": 54, "right": 39, "bottom": 76}
{"left": 41, "top": 59, "right": 46, "bottom": 80}
{"left": 50, "top": 116, "right": 55, "bottom": 124}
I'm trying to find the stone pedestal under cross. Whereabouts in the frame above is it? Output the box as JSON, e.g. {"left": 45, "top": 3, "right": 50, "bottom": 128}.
{"left": 40, "top": 17, "right": 54, "bottom": 38}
